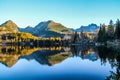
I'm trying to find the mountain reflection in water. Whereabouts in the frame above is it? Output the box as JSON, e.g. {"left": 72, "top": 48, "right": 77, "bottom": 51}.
{"left": 0, "top": 45, "right": 120, "bottom": 80}
{"left": 0, "top": 46, "right": 97, "bottom": 67}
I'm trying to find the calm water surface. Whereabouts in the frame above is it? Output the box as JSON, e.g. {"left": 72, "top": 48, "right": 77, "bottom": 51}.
{"left": 0, "top": 46, "right": 119, "bottom": 80}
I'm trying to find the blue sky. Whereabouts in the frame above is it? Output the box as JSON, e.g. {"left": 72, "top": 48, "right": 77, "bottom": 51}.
{"left": 0, "top": 0, "right": 120, "bottom": 29}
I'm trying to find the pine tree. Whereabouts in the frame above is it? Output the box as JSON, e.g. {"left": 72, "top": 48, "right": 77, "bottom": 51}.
{"left": 107, "top": 20, "right": 114, "bottom": 40}
{"left": 102, "top": 25, "right": 107, "bottom": 42}
{"left": 115, "top": 19, "right": 120, "bottom": 39}
{"left": 97, "top": 24, "right": 107, "bottom": 43}
{"left": 80, "top": 30, "right": 84, "bottom": 39}
{"left": 73, "top": 32, "right": 80, "bottom": 44}
{"left": 97, "top": 26, "right": 102, "bottom": 42}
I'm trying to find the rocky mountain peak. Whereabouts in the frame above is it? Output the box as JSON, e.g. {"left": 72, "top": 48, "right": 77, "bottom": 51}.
{"left": 0, "top": 20, "right": 19, "bottom": 33}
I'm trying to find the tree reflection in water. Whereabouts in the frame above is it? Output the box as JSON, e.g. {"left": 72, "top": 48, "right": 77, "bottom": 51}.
{"left": 71, "top": 45, "right": 98, "bottom": 61}
{"left": 97, "top": 46, "right": 120, "bottom": 80}
{"left": 0, "top": 45, "right": 120, "bottom": 80}
{"left": 0, "top": 46, "right": 40, "bottom": 67}
{"left": 0, "top": 46, "right": 72, "bottom": 67}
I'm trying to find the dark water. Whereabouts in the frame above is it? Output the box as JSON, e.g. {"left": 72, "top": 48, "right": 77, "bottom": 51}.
{"left": 0, "top": 46, "right": 120, "bottom": 80}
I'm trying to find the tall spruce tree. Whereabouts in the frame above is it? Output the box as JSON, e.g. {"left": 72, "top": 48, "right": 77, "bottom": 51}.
{"left": 98, "top": 26, "right": 102, "bottom": 42}
{"left": 73, "top": 32, "right": 80, "bottom": 43}
{"left": 108, "top": 20, "right": 114, "bottom": 40}
{"left": 80, "top": 30, "right": 85, "bottom": 39}
{"left": 102, "top": 24, "right": 107, "bottom": 42}
{"left": 97, "top": 24, "right": 107, "bottom": 43}
{"left": 115, "top": 19, "right": 120, "bottom": 39}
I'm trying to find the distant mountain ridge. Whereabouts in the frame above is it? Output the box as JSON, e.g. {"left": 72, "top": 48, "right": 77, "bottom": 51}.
{"left": 0, "top": 20, "right": 72, "bottom": 38}
{"left": 0, "top": 20, "right": 99, "bottom": 38}
{"left": 19, "top": 26, "right": 33, "bottom": 33}
{"left": 19, "top": 20, "right": 72, "bottom": 37}
{"left": 76, "top": 23, "right": 99, "bottom": 32}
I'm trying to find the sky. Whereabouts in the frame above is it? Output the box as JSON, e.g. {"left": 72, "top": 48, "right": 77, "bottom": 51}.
{"left": 0, "top": 0, "right": 120, "bottom": 29}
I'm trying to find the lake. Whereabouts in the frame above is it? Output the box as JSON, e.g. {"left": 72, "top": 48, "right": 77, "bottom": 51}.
{"left": 0, "top": 45, "right": 119, "bottom": 80}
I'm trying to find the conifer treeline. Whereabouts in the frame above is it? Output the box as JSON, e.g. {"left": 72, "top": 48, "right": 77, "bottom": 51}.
{"left": 97, "top": 19, "right": 120, "bottom": 43}
{"left": 1, "top": 32, "right": 70, "bottom": 46}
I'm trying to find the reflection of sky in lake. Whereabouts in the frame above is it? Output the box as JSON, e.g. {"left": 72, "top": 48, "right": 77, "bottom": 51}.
{"left": 0, "top": 57, "right": 115, "bottom": 80}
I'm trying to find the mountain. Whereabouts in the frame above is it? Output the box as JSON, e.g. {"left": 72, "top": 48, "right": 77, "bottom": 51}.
{"left": 0, "top": 20, "right": 39, "bottom": 40}
{"left": 18, "top": 26, "right": 33, "bottom": 33}
{"left": 0, "top": 20, "right": 19, "bottom": 34}
{"left": 20, "top": 49, "right": 72, "bottom": 66}
{"left": 19, "top": 20, "right": 72, "bottom": 37}
{"left": 76, "top": 23, "right": 99, "bottom": 32}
